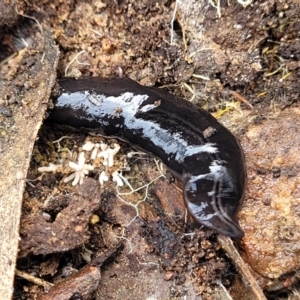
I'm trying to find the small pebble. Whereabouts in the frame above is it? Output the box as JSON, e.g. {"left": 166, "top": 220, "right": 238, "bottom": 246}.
{"left": 163, "top": 271, "right": 174, "bottom": 281}
{"left": 0, "top": 107, "right": 12, "bottom": 117}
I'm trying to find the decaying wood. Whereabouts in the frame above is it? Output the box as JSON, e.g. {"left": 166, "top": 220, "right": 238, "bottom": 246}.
{"left": 0, "top": 25, "right": 59, "bottom": 299}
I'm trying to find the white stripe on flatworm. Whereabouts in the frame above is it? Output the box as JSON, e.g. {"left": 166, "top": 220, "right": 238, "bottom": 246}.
{"left": 187, "top": 160, "right": 237, "bottom": 229}
{"left": 63, "top": 91, "right": 219, "bottom": 161}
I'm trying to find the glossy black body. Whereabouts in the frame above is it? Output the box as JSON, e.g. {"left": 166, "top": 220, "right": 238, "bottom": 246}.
{"left": 49, "top": 77, "right": 246, "bottom": 238}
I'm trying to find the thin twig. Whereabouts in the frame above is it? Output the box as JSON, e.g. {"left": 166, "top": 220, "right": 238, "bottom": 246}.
{"left": 15, "top": 270, "right": 53, "bottom": 290}
{"left": 229, "top": 91, "right": 254, "bottom": 110}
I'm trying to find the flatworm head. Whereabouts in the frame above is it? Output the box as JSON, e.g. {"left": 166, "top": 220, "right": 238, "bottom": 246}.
{"left": 183, "top": 160, "right": 245, "bottom": 238}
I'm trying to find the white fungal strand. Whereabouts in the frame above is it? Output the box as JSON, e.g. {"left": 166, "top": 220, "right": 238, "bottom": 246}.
{"left": 64, "top": 152, "right": 94, "bottom": 186}
{"left": 99, "top": 171, "right": 109, "bottom": 185}
{"left": 82, "top": 141, "right": 95, "bottom": 151}
{"left": 38, "top": 163, "right": 61, "bottom": 173}
{"left": 112, "top": 171, "right": 124, "bottom": 187}
{"left": 91, "top": 143, "right": 100, "bottom": 160}
{"left": 127, "top": 151, "right": 146, "bottom": 158}
{"left": 39, "top": 137, "right": 124, "bottom": 188}
{"left": 108, "top": 144, "right": 121, "bottom": 167}
{"left": 100, "top": 143, "right": 108, "bottom": 151}
{"left": 98, "top": 143, "right": 121, "bottom": 167}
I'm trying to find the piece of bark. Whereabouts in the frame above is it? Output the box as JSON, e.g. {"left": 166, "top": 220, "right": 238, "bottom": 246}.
{"left": 38, "top": 242, "right": 124, "bottom": 300}
{"left": 39, "top": 265, "right": 101, "bottom": 300}
{"left": 0, "top": 23, "right": 59, "bottom": 300}
{"left": 19, "top": 179, "right": 101, "bottom": 257}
